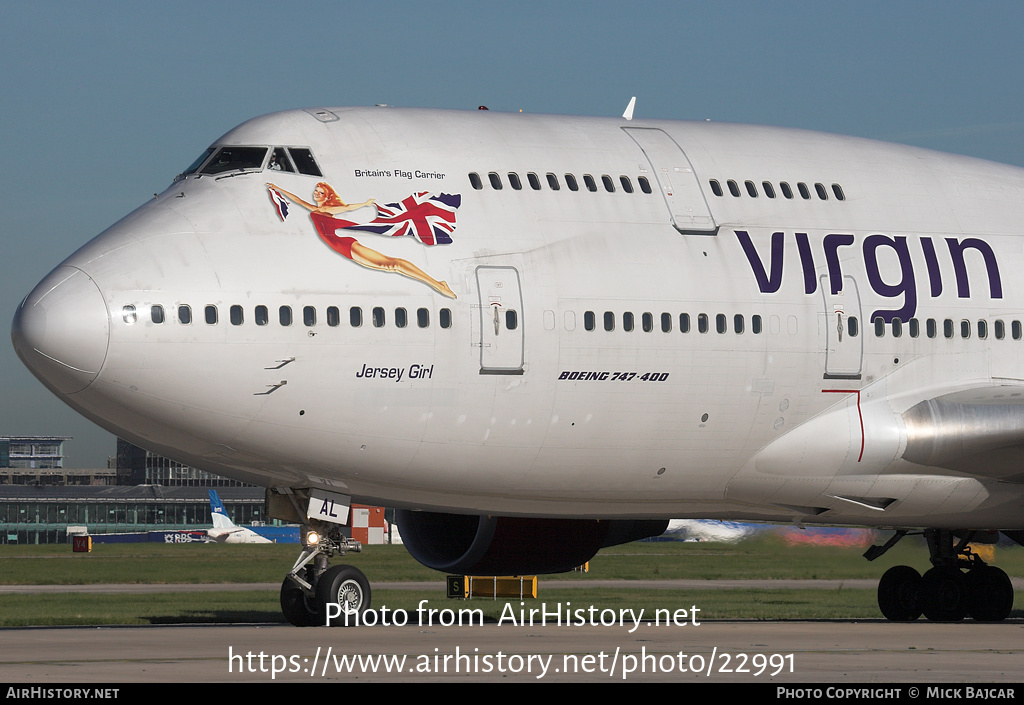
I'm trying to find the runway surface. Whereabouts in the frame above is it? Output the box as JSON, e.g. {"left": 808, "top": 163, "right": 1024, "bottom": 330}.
{"left": 2, "top": 618, "right": 1023, "bottom": 682}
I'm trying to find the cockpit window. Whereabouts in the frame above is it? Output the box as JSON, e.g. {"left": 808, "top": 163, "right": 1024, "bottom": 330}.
{"left": 179, "top": 147, "right": 215, "bottom": 178}
{"left": 199, "top": 146, "right": 269, "bottom": 175}
{"left": 267, "top": 147, "right": 295, "bottom": 173}
{"left": 176, "top": 145, "right": 321, "bottom": 180}
{"left": 288, "top": 148, "right": 323, "bottom": 177}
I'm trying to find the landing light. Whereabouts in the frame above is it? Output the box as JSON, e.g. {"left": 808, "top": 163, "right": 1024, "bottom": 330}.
{"left": 305, "top": 530, "right": 320, "bottom": 547}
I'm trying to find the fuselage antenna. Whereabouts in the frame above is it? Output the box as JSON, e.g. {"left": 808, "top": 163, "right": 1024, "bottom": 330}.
{"left": 622, "top": 96, "right": 636, "bottom": 121}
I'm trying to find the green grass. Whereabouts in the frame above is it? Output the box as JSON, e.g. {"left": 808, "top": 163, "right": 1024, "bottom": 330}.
{"left": 1, "top": 537, "right": 1021, "bottom": 625}
{"left": 0, "top": 535, "right": 961, "bottom": 584}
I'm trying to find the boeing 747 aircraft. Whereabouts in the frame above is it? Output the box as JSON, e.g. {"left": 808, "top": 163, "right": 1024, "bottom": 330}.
{"left": 13, "top": 105, "right": 1024, "bottom": 625}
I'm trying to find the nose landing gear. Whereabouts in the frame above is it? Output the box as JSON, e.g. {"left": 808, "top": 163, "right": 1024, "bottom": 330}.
{"left": 280, "top": 520, "right": 371, "bottom": 627}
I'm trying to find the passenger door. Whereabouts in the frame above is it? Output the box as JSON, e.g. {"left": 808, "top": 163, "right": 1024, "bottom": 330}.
{"left": 476, "top": 266, "right": 525, "bottom": 375}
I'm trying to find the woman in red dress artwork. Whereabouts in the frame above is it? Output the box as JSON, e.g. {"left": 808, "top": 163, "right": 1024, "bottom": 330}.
{"left": 267, "top": 181, "right": 456, "bottom": 299}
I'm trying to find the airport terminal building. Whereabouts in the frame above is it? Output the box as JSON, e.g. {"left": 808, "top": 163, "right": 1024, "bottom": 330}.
{"left": 0, "top": 437, "right": 265, "bottom": 544}
{"left": 0, "top": 484, "right": 266, "bottom": 544}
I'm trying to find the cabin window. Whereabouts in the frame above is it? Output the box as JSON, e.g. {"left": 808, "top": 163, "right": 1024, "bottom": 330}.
{"left": 846, "top": 316, "right": 858, "bottom": 337}
{"left": 995, "top": 319, "right": 1005, "bottom": 339}
{"left": 508, "top": 172, "right": 522, "bottom": 190}
{"left": 638, "top": 176, "right": 652, "bottom": 194}
{"left": 752, "top": 315, "right": 763, "bottom": 334}
{"left": 505, "top": 310, "right": 518, "bottom": 330}
{"left": 727, "top": 180, "right": 740, "bottom": 197}
{"left": 255, "top": 305, "right": 268, "bottom": 326}
{"left": 661, "top": 312, "right": 672, "bottom": 332}
{"left": 960, "top": 320, "right": 971, "bottom": 338}
{"left": 620, "top": 176, "right": 634, "bottom": 193}
{"left": 440, "top": 308, "right": 453, "bottom": 329}
{"left": 745, "top": 181, "right": 758, "bottom": 197}
{"left": 488, "top": 172, "right": 503, "bottom": 190}
{"left": 623, "top": 312, "right": 634, "bottom": 332}
{"left": 892, "top": 318, "right": 903, "bottom": 337}
{"left": 875, "top": 317, "right": 885, "bottom": 337}
{"left": 230, "top": 305, "right": 244, "bottom": 326}
{"left": 602, "top": 175, "right": 615, "bottom": 192}
{"left": 710, "top": 180, "right": 723, "bottom": 197}
{"left": 604, "top": 311, "right": 615, "bottom": 331}
{"left": 372, "top": 307, "right": 385, "bottom": 327}
{"left": 122, "top": 305, "right": 137, "bottom": 325}
{"left": 546, "top": 310, "right": 558, "bottom": 331}
{"left": 395, "top": 307, "right": 408, "bottom": 328}
{"left": 734, "top": 314, "right": 744, "bottom": 334}
{"left": 978, "top": 320, "right": 988, "bottom": 339}
{"left": 303, "top": 306, "right": 316, "bottom": 327}
{"left": 926, "top": 318, "right": 937, "bottom": 338}
{"left": 150, "top": 305, "right": 164, "bottom": 324}
{"left": 716, "top": 313, "right": 727, "bottom": 334}
{"left": 798, "top": 182, "right": 811, "bottom": 199}
{"left": 832, "top": 183, "right": 846, "bottom": 201}
{"left": 642, "top": 312, "right": 653, "bottom": 332}
{"left": 279, "top": 306, "right": 291, "bottom": 327}
{"left": 583, "top": 174, "right": 597, "bottom": 192}
{"left": 527, "top": 172, "right": 541, "bottom": 190}
{"left": 698, "top": 313, "right": 709, "bottom": 334}
{"left": 679, "top": 313, "right": 690, "bottom": 333}
{"left": 943, "top": 319, "right": 954, "bottom": 338}
{"left": 584, "top": 311, "right": 596, "bottom": 331}
{"left": 815, "top": 183, "right": 828, "bottom": 200}
{"left": 762, "top": 182, "right": 776, "bottom": 198}
{"left": 565, "top": 174, "right": 578, "bottom": 191}
{"left": 780, "top": 182, "right": 793, "bottom": 199}
{"left": 908, "top": 318, "right": 918, "bottom": 338}
{"left": 469, "top": 172, "right": 483, "bottom": 190}
{"left": 546, "top": 173, "right": 560, "bottom": 190}
{"left": 350, "top": 307, "right": 362, "bottom": 327}
{"left": 205, "top": 305, "right": 218, "bottom": 325}
{"left": 327, "top": 306, "right": 340, "bottom": 327}
{"left": 1014, "top": 321, "right": 1023, "bottom": 340}
{"left": 417, "top": 308, "right": 429, "bottom": 328}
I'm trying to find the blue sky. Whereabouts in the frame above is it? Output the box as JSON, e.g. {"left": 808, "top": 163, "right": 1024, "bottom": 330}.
{"left": 3, "top": 1, "right": 1024, "bottom": 467}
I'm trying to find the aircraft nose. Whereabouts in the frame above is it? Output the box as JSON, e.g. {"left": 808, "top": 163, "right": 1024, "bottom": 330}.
{"left": 11, "top": 266, "right": 110, "bottom": 395}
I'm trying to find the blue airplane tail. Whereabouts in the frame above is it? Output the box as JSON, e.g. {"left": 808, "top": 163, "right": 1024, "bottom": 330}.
{"left": 209, "top": 490, "right": 233, "bottom": 528}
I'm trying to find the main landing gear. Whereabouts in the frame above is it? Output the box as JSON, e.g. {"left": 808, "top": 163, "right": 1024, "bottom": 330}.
{"left": 280, "top": 519, "right": 371, "bottom": 627}
{"left": 868, "top": 529, "right": 1014, "bottom": 622}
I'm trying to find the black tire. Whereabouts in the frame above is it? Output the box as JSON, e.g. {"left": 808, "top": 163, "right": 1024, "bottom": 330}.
{"left": 878, "top": 565, "right": 922, "bottom": 621}
{"left": 920, "top": 566, "right": 969, "bottom": 622}
{"left": 315, "top": 565, "right": 371, "bottom": 627}
{"left": 280, "top": 576, "right": 319, "bottom": 627}
{"left": 966, "top": 565, "right": 1014, "bottom": 622}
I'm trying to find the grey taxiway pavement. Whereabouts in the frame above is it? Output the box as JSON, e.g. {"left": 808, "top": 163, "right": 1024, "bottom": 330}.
{"left": 2, "top": 620, "right": 1023, "bottom": 683}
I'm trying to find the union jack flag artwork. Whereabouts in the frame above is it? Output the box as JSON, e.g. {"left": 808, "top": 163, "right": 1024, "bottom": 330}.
{"left": 345, "top": 192, "right": 460, "bottom": 245}
{"left": 268, "top": 187, "right": 290, "bottom": 221}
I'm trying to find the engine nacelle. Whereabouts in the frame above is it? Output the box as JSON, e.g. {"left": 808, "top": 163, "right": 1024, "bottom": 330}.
{"left": 395, "top": 510, "right": 668, "bottom": 575}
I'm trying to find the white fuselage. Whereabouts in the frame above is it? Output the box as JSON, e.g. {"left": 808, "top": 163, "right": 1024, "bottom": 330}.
{"left": 14, "top": 107, "right": 1024, "bottom": 529}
